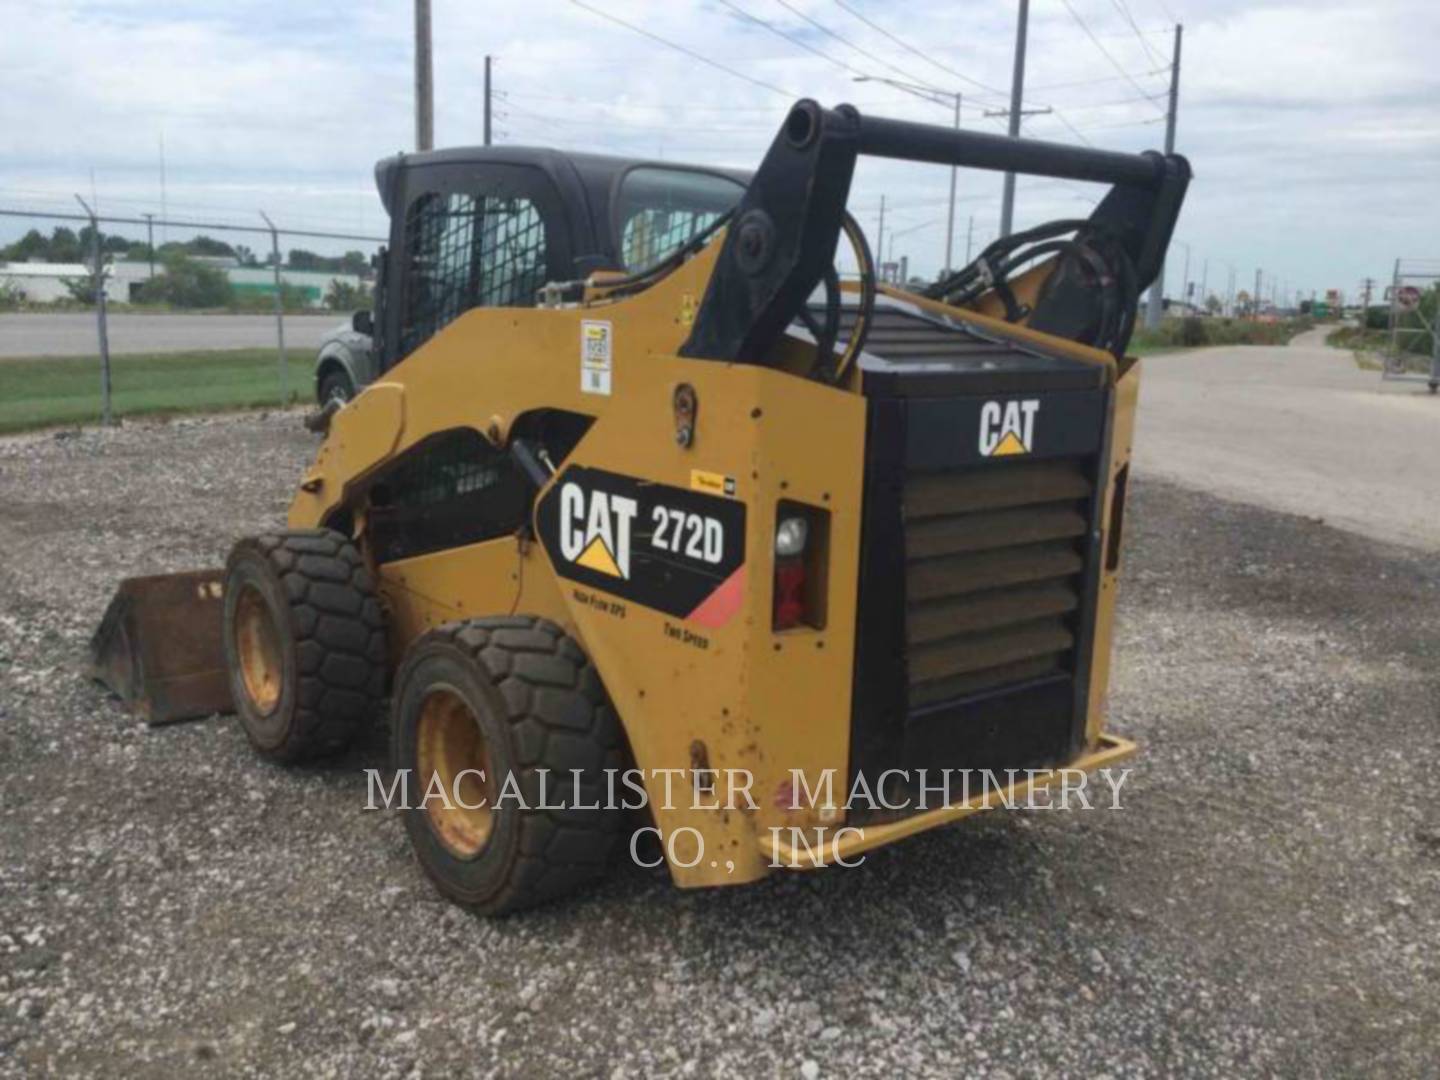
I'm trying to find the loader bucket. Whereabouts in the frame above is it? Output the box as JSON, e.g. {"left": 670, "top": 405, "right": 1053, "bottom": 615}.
{"left": 88, "top": 570, "right": 233, "bottom": 725}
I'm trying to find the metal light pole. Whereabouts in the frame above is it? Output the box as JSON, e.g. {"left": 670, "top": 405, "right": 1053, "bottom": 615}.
{"left": 945, "top": 93, "right": 960, "bottom": 274}
{"left": 259, "top": 210, "right": 289, "bottom": 406}
{"left": 854, "top": 76, "right": 962, "bottom": 273}
{"left": 1144, "top": 23, "right": 1183, "bottom": 329}
{"left": 1177, "top": 240, "right": 1191, "bottom": 311}
{"left": 876, "top": 194, "right": 886, "bottom": 275}
{"left": 999, "top": 0, "right": 1031, "bottom": 238}
{"left": 75, "top": 195, "right": 113, "bottom": 426}
{"left": 415, "top": 0, "right": 434, "bottom": 151}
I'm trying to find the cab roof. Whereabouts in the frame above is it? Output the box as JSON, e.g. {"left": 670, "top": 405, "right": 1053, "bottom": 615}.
{"left": 374, "top": 145, "right": 751, "bottom": 222}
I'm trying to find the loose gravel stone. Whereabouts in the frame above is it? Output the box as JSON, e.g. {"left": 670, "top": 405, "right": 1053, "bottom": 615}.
{"left": 1, "top": 411, "right": 1438, "bottom": 1077}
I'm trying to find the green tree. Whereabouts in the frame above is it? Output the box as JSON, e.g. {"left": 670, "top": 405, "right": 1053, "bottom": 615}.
{"left": 324, "top": 278, "right": 371, "bottom": 311}
{"left": 186, "top": 234, "right": 235, "bottom": 258}
{"left": 59, "top": 273, "right": 101, "bottom": 304}
{"left": 133, "top": 253, "right": 233, "bottom": 308}
{"left": 339, "top": 250, "right": 369, "bottom": 275}
{"left": 1205, "top": 294, "right": 1222, "bottom": 315}
{"left": 47, "top": 227, "right": 82, "bottom": 263}
{"left": 1, "top": 228, "right": 50, "bottom": 262}
{"left": 287, "top": 248, "right": 338, "bottom": 272}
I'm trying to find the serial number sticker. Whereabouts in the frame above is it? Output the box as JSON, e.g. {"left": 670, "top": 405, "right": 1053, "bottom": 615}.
{"left": 580, "top": 320, "right": 612, "bottom": 396}
{"left": 690, "top": 469, "right": 737, "bottom": 497}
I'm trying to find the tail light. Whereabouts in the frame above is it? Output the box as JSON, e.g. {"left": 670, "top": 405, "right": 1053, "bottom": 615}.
{"left": 772, "top": 502, "right": 828, "bottom": 631}
{"left": 774, "top": 558, "right": 807, "bottom": 629}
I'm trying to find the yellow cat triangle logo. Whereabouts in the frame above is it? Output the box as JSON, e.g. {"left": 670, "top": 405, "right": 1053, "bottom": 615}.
{"left": 576, "top": 536, "right": 623, "bottom": 577}
{"left": 991, "top": 430, "right": 1029, "bottom": 456}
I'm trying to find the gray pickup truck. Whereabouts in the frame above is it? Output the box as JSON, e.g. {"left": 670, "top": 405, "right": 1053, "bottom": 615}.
{"left": 313, "top": 313, "right": 375, "bottom": 406}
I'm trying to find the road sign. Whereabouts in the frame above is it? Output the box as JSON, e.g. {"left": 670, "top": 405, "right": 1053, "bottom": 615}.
{"left": 1395, "top": 285, "right": 1422, "bottom": 312}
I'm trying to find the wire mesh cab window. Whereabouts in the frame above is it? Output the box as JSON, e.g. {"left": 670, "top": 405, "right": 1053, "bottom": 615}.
{"left": 367, "top": 428, "right": 528, "bottom": 563}
{"left": 614, "top": 166, "right": 744, "bottom": 273}
{"left": 399, "top": 185, "right": 551, "bottom": 357}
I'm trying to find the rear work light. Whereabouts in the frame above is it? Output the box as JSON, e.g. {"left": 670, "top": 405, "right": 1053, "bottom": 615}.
{"left": 772, "top": 502, "right": 829, "bottom": 631}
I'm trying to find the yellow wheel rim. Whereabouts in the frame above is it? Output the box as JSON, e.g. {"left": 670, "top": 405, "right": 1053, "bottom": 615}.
{"left": 417, "top": 687, "right": 495, "bottom": 859}
{"left": 234, "top": 584, "right": 283, "bottom": 715}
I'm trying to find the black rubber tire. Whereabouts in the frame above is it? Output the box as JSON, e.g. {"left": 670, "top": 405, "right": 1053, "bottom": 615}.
{"left": 317, "top": 369, "right": 355, "bottom": 407}
{"left": 392, "top": 616, "right": 626, "bottom": 915}
{"left": 222, "top": 528, "right": 386, "bottom": 763}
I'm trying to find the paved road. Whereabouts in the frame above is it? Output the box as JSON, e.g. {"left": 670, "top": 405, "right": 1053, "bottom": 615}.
{"left": 1134, "top": 326, "right": 1440, "bottom": 551}
{"left": 0, "top": 312, "right": 342, "bottom": 357}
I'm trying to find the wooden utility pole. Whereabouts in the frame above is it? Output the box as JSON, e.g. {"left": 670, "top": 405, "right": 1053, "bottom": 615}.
{"left": 484, "top": 55, "right": 493, "bottom": 146}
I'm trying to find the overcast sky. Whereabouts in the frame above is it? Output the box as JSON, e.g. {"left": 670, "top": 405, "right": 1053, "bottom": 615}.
{"left": 3, "top": 0, "right": 1437, "bottom": 303}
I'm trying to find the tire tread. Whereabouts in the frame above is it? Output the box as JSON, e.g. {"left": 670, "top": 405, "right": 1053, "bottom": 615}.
{"left": 228, "top": 528, "right": 386, "bottom": 761}
{"left": 396, "top": 615, "right": 624, "bottom": 914}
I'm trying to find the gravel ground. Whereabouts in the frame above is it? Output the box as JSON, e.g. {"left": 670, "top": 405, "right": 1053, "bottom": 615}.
{"left": 1, "top": 413, "right": 1437, "bottom": 1078}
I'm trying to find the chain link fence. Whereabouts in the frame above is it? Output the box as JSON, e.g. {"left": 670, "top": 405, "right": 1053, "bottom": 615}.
{"left": 0, "top": 206, "right": 384, "bottom": 424}
{"left": 1382, "top": 259, "right": 1440, "bottom": 393}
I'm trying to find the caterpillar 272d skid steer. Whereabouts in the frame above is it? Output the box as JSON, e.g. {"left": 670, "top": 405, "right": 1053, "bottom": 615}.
{"left": 91, "top": 101, "right": 1188, "bottom": 913}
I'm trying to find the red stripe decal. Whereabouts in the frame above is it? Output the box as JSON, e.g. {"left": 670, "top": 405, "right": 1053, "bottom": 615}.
{"left": 684, "top": 565, "right": 746, "bottom": 629}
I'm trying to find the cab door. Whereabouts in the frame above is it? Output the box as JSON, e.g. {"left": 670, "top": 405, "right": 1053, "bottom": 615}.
{"left": 379, "top": 162, "right": 574, "bottom": 372}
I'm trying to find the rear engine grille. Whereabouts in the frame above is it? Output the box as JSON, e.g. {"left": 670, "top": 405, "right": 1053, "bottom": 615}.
{"left": 903, "top": 458, "right": 1092, "bottom": 707}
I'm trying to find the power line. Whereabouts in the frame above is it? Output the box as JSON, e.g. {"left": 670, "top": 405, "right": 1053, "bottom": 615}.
{"left": 1057, "top": 0, "right": 1167, "bottom": 110}
{"left": 1111, "top": 0, "right": 1167, "bottom": 66}
{"left": 767, "top": 0, "right": 964, "bottom": 101}
{"left": 829, "top": 0, "right": 1010, "bottom": 97}
{"left": 1050, "top": 111, "right": 1094, "bottom": 146}
{"left": 1067, "top": 115, "right": 1166, "bottom": 132}
{"left": 1027, "top": 67, "right": 1167, "bottom": 91}
{"left": 502, "top": 92, "right": 780, "bottom": 113}
{"left": 505, "top": 103, "right": 766, "bottom": 135}
{"left": 1152, "top": 0, "right": 1180, "bottom": 23}
{"left": 1056, "top": 93, "right": 1167, "bottom": 112}
{"left": 566, "top": 0, "right": 794, "bottom": 98}
{"left": 714, "top": 0, "right": 869, "bottom": 82}
{"left": 504, "top": 91, "right": 913, "bottom": 114}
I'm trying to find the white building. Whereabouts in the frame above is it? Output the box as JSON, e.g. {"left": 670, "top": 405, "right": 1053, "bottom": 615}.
{"left": 0, "top": 260, "right": 151, "bottom": 303}
{"left": 0, "top": 259, "right": 361, "bottom": 308}
{"left": 226, "top": 266, "right": 362, "bottom": 308}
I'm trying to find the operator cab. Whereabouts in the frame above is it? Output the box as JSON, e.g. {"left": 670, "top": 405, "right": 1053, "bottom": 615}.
{"left": 369, "top": 147, "right": 748, "bottom": 372}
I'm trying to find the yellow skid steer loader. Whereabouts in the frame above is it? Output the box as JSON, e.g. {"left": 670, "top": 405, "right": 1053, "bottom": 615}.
{"left": 91, "top": 101, "right": 1188, "bottom": 913}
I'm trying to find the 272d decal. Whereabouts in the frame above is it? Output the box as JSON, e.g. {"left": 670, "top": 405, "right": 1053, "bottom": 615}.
{"left": 536, "top": 466, "right": 747, "bottom": 627}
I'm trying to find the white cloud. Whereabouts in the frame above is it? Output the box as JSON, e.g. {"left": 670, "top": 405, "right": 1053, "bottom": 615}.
{"left": 1, "top": 0, "right": 1436, "bottom": 297}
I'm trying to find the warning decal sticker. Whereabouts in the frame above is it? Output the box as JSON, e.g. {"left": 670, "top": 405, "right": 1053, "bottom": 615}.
{"left": 580, "top": 320, "right": 612, "bottom": 396}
